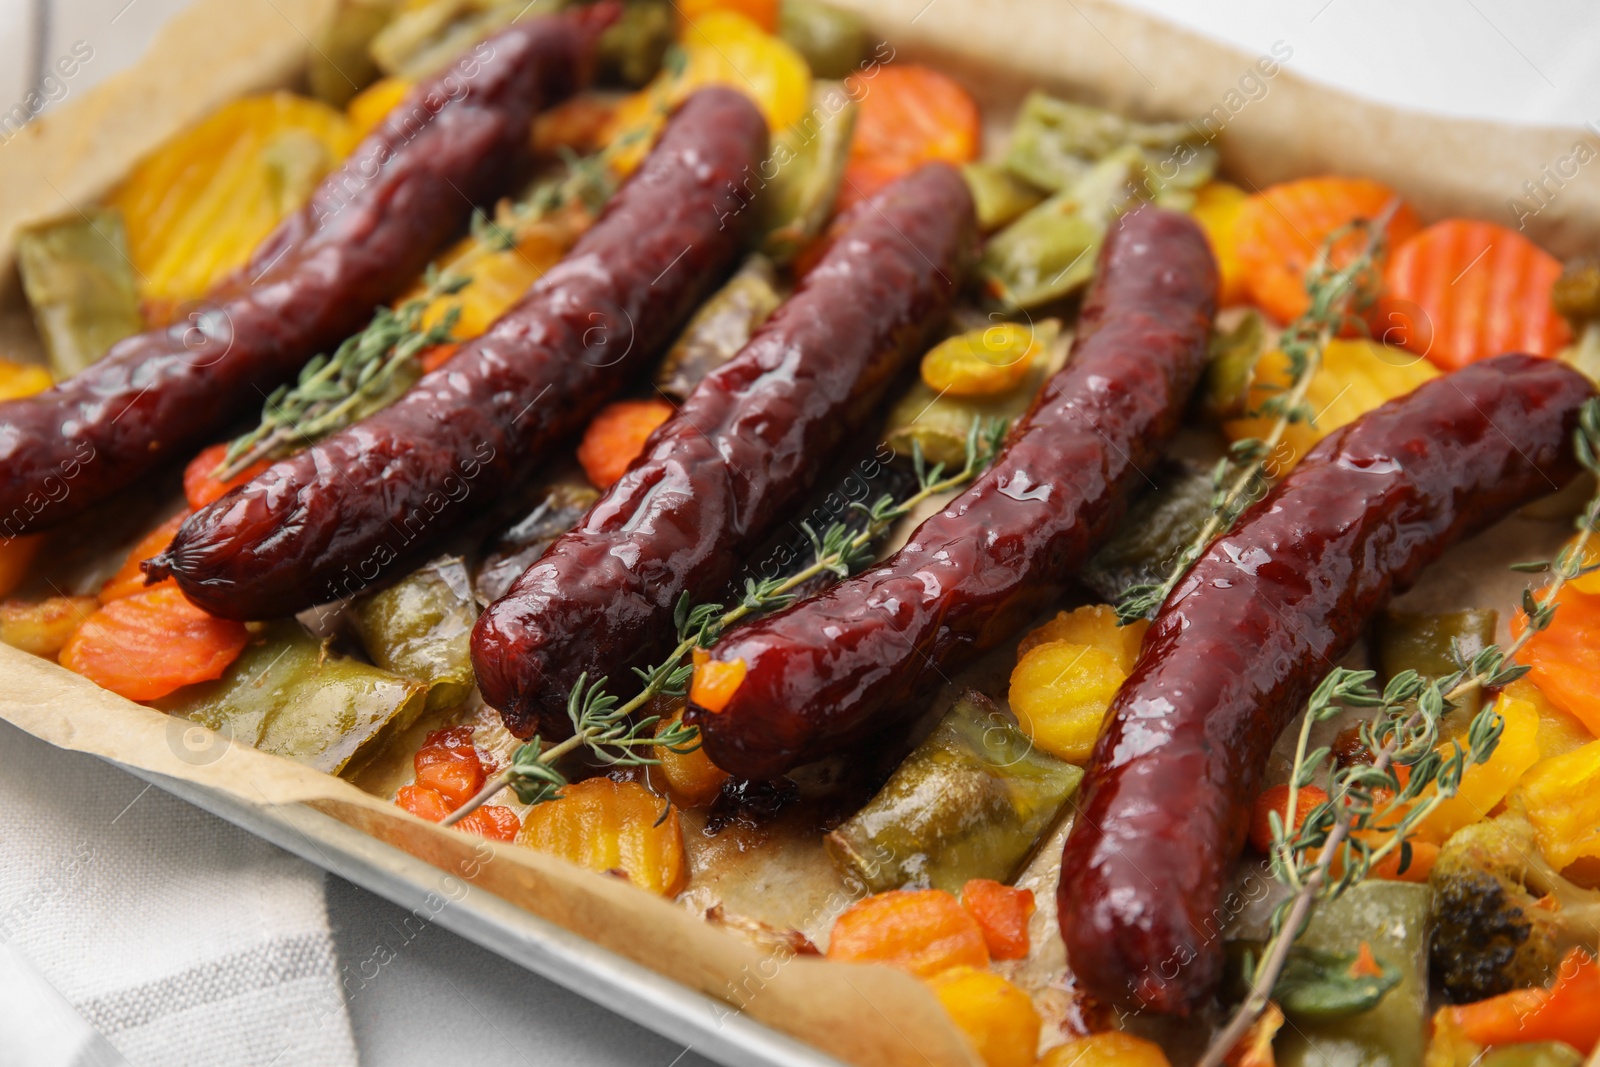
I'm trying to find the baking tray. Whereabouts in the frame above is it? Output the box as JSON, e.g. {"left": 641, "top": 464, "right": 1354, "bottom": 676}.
{"left": 4, "top": 1, "right": 1599, "bottom": 1065}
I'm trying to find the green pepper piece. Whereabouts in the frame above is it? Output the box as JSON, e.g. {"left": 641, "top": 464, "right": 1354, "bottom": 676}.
{"left": 1273, "top": 882, "right": 1432, "bottom": 1067}
{"left": 351, "top": 555, "right": 477, "bottom": 712}
{"left": 761, "top": 85, "right": 858, "bottom": 264}
{"left": 597, "top": 0, "right": 673, "bottom": 88}
{"left": 15, "top": 209, "right": 145, "bottom": 378}
{"left": 654, "top": 256, "right": 782, "bottom": 401}
{"left": 1002, "top": 91, "right": 1200, "bottom": 193}
{"left": 308, "top": 0, "right": 397, "bottom": 106}
{"left": 1271, "top": 945, "right": 1402, "bottom": 1020}
{"left": 158, "top": 621, "right": 427, "bottom": 775}
{"left": 961, "top": 162, "right": 1045, "bottom": 234}
{"left": 778, "top": 0, "right": 869, "bottom": 79}
{"left": 980, "top": 147, "right": 1141, "bottom": 310}
{"left": 1079, "top": 463, "right": 1214, "bottom": 607}
{"left": 371, "top": 0, "right": 549, "bottom": 79}
{"left": 1374, "top": 609, "right": 1498, "bottom": 728}
{"left": 1200, "top": 311, "right": 1266, "bottom": 421}
{"left": 1477, "top": 1044, "right": 1585, "bottom": 1067}
{"left": 826, "top": 691, "right": 1083, "bottom": 894}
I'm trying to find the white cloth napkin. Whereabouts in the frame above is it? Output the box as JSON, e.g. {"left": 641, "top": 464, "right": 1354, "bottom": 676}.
{"left": 0, "top": 720, "right": 357, "bottom": 1067}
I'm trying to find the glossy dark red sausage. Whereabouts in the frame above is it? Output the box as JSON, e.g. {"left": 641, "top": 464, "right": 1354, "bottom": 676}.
{"left": 0, "top": 10, "right": 609, "bottom": 538}
{"left": 687, "top": 206, "right": 1218, "bottom": 779}
{"left": 154, "top": 88, "right": 768, "bottom": 619}
{"left": 1058, "top": 353, "right": 1593, "bottom": 1015}
{"left": 474, "top": 164, "right": 976, "bottom": 740}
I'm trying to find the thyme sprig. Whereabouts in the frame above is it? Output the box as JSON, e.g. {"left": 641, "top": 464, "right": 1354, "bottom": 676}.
{"left": 1200, "top": 396, "right": 1600, "bottom": 1067}
{"left": 1116, "top": 202, "right": 1399, "bottom": 624}
{"left": 442, "top": 419, "right": 1009, "bottom": 826}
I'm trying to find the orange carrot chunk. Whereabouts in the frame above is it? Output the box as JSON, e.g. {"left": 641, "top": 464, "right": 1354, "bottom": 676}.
{"left": 1247, "top": 783, "right": 1330, "bottom": 854}
{"left": 99, "top": 511, "right": 191, "bottom": 603}
{"left": 183, "top": 443, "right": 272, "bottom": 510}
{"left": 960, "top": 879, "right": 1036, "bottom": 961}
{"left": 1514, "top": 584, "right": 1600, "bottom": 738}
{"left": 1383, "top": 218, "right": 1571, "bottom": 371}
{"left": 397, "top": 784, "right": 452, "bottom": 822}
{"left": 456, "top": 805, "right": 522, "bottom": 842}
{"left": 61, "top": 584, "right": 248, "bottom": 701}
{"left": 576, "top": 398, "right": 675, "bottom": 489}
{"left": 412, "top": 726, "right": 487, "bottom": 808}
{"left": 839, "top": 65, "right": 979, "bottom": 210}
{"left": 826, "top": 888, "right": 990, "bottom": 977}
{"left": 1235, "top": 176, "right": 1420, "bottom": 324}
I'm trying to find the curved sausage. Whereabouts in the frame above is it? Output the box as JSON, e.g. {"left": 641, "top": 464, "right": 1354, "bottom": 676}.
{"left": 687, "top": 205, "right": 1218, "bottom": 780}
{"left": 153, "top": 88, "right": 768, "bottom": 619}
{"left": 1058, "top": 353, "right": 1593, "bottom": 1015}
{"left": 473, "top": 163, "right": 976, "bottom": 740}
{"left": 0, "top": 9, "right": 608, "bottom": 538}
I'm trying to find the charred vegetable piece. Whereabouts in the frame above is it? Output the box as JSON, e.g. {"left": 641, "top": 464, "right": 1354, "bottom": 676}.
{"left": 825, "top": 691, "right": 1082, "bottom": 894}
{"left": 158, "top": 621, "right": 426, "bottom": 774}
{"left": 1272, "top": 883, "right": 1432, "bottom": 1067}
{"left": 1199, "top": 310, "right": 1265, "bottom": 421}
{"left": 777, "top": 0, "right": 868, "bottom": 79}
{"left": 351, "top": 555, "right": 477, "bottom": 712}
{"left": 1374, "top": 609, "right": 1497, "bottom": 724}
{"left": 473, "top": 477, "right": 600, "bottom": 605}
{"left": 980, "top": 148, "right": 1141, "bottom": 309}
{"left": 653, "top": 256, "right": 782, "bottom": 401}
{"left": 961, "top": 162, "right": 1044, "bottom": 233}
{"left": 307, "top": 0, "right": 396, "bottom": 106}
{"left": 15, "top": 211, "right": 145, "bottom": 378}
{"left": 760, "top": 86, "right": 857, "bottom": 264}
{"left": 1002, "top": 90, "right": 1215, "bottom": 204}
{"left": 596, "top": 0, "right": 672, "bottom": 87}
{"left": 1078, "top": 461, "right": 1213, "bottom": 607}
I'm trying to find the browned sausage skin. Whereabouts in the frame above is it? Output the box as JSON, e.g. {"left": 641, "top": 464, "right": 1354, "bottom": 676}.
{"left": 687, "top": 205, "right": 1218, "bottom": 780}
{"left": 152, "top": 88, "right": 768, "bottom": 620}
{"left": 472, "top": 163, "right": 976, "bottom": 740}
{"left": 1058, "top": 353, "right": 1593, "bottom": 1015}
{"left": 0, "top": 8, "right": 610, "bottom": 538}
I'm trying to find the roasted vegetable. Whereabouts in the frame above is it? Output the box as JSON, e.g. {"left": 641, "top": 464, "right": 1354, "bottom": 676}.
{"left": 1040, "top": 1034, "right": 1171, "bottom": 1067}
{"left": 924, "top": 966, "right": 1040, "bottom": 1067}
{"left": 15, "top": 210, "right": 145, "bottom": 377}
{"left": 0, "top": 534, "right": 42, "bottom": 599}
{"left": 981, "top": 148, "right": 1141, "bottom": 309}
{"left": 1476, "top": 1043, "right": 1586, "bottom": 1067}
{"left": 370, "top": 0, "right": 531, "bottom": 79}
{"left": 654, "top": 255, "right": 781, "bottom": 400}
{"left": 1430, "top": 813, "right": 1600, "bottom": 1003}
{"left": 920, "top": 323, "right": 1040, "bottom": 397}
{"left": 1199, "top": 309, "right": 1264, "bottom": 421}
{"left": 825, "top": 691, "right": 1083, "bottom": 893}
{"left": 760, "top": 86, "right": 856, "bottom": 264}
{"left": 1008, "top": 641, "right": 1124, "bottom": 764}
{"left": 960, "top": 878, "right": 1034, "bottom": 961}
{"left": 1270, "top": 944, "right": 1403, "bottom": 1020}
{"left": 473, "top": 477, "right": 600, "bottom": 604}
{"left": 1191, "top": 180, "right": 1250, "bottom": 305}
{"left": 1438, "top": 947, "right": 1600, "bottom": 1055}
{"left": 1273, "top": 882, "right": 1432, "bottom": 1066}
{"left": 0, "top": 596, "right": 97, "bottom": 657}
{"left": 825, "top": 888, "right": 989, "bottom": 976}
{"left": 838, "top": 64, "right": 978, "bottom": 209}
{"left": 596, "top": 0, "right": 673, "bottom": 87}
{"left": 1511, "top": 737, "right": 1600, "bottom": 870}
{"left": 518, "top": 777, "right": 687, "bottom": 895}
{"left": 307, "top": 0, "right": 397, "bottom": 105}
{"left": 776, "top": 0, "right": 867, "bottom": 79}
{"left": 352, "top": 555, "right": 477, "bottom": 712}
{"left": 61, "top": 585, "right": 249, "bottom": 702}
{"left": 1016, "top": 604, "right": 1147, "bottom": 672}
{"left": 1079, "top": 461, "right": 1213, "bottom": 606}
{"left": 1375, "top": 608, "right": 1497, "bottom": 723}
{"left": 576, "top": 398, "right": 676, "bottom": 488}
{"left": 961, "top": 162, "right": 1044, "bottom": 234}
{"left": 157, "top": 621, "right": 427, "bottom": 774}
{"left": 1003, "top": 90, "right": 1216, "bottom": 207}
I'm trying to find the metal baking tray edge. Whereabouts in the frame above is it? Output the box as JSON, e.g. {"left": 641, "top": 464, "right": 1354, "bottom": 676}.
{"left": 119, "top": 763, "right": 846, "bottom": 1067}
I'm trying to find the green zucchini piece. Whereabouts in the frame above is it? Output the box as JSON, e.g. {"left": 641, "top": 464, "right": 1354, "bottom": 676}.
{"left": 961, "top": 162, "right": 1045, "bottom": 234}
{"left": 655, "top": 256, "right": 782, "bottom": 402}
{"left": 761, "top": 85, "right": 857, "bottom": 265}
{"left": 777, "top": 0, "right": 869, "bottom": 79}
{"left": 1374, "top": 609, "right": 1498, "bottom": 726}
{"left": 1079, "top": 463, "right": 1214, "bottom": 608}
{"left": 351, "top": 555, "right": 477, "bottom": 712}
{"left": 597, "top": 0, "right": 673, "bottom": 88}
{"left": 826, "top": 691, "right": 1083, "bottom": 894}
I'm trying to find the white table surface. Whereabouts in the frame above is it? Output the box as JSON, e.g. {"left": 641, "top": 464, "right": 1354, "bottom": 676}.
{"left": 2, "top": 2, "right": 1597, "bottom": 1066}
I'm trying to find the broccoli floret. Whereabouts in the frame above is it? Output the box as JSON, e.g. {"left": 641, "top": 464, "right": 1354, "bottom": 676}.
{"left": 1429, "top": 814, "right": 1600, "bottom": 1003}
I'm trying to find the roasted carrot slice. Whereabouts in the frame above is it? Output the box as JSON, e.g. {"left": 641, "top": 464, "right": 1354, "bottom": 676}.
{"left": 839, "top": 64, "right": 980, "bottom": 209}
{"left": 1235, "top": 176, "right": 1420, "bottom": 323}
{"left": 183, "top": 443, "right": 272, "bottom": 510}
{"left": 826, "top": 889, "right": 989, "bottom": 977}
{"left": 99, "top": 511, "right": 191, "bottom": 603}
{"left": 1515, "top": 584, "right": 1600, "bottom": 737}
{"left": 960, "top": 879, "right": 1035, "bottom": 961}
{"left": 1382, "top": 218, "right": 1571, "bottom": 370}
{"left": 576, "top": 398, "right": 675, "bottom": 489}
{"left": 1247, "top": 783, "right": 1330, "bottom": 854}
{"left": 61, "top": 584, "right": 248, "bottom": 701}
